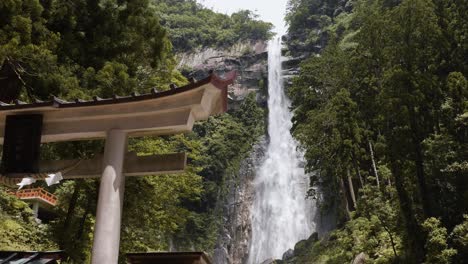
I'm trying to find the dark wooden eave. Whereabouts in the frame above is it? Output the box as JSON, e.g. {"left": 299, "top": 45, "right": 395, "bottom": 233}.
{"left": 126, "top": 252, "right": 212, "bottom": 264}
{"left": 0, "top": 251, "right": 64, "bottom": 263}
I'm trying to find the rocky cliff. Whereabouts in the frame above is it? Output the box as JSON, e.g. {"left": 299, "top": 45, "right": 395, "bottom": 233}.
{"left": 176, "top": 41, "right": 269, "bottom": 109}
{"left": 213, "top": 137, "right": 267, "bottom": 264}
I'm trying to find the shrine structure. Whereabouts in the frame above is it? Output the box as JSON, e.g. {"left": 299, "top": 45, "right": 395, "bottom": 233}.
{"left": 11, "top": 187, "right": 57, "bottom": 219}
{"left": 0, "top": 72, "right": 235, "bottom": 264}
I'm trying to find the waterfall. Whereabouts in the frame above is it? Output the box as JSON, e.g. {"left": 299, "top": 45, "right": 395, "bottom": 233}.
{"left": 247, "top": 37, "right": 315, "bottom": 263}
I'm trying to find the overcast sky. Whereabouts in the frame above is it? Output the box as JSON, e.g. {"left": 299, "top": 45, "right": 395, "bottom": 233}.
{"left": 197, "top": 0, "right": 289, "bottom": 34}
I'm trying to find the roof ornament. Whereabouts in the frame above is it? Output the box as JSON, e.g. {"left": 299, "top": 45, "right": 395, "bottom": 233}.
{"left": 54, "top": 97, "right": 68, "bottom": 104}
{"left": 52, "top": 96, "right": 69, "bottom": 107}
{"left": 14, "top": 99, "right": 26, "bottom": 105}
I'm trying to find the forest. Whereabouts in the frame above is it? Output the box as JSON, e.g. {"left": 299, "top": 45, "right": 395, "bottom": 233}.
{"left": 0, "top": 0, "right": 270, "bottom": 262}
{"left": 284, "top": 0, "right": 467, "bottom": 263}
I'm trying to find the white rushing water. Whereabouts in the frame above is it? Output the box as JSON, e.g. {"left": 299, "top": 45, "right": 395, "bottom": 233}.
{"left": 248, "top": 37, "right": 315, "bottom": 263}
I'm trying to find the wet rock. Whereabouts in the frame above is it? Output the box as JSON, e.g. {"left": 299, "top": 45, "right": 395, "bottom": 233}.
{"left": 293, "top": 232, "right": 319, "bottom": 257}
{"left": 282, "top": 249, "right": 294, "bottom": 260}
{"left": 213, "top": 137, "right": 268, "bottom": 264}
{"left": 260, "top": 259, "right": 276, "bottom": 264}
{"left": 344, "top": 0, "right": 354, "bottom": 12}
{"left": 309, "top": 232, "right": 319, "bottom": 242}
{"left": 213, "top": 247, "right": 229, "bottom": 264}
{"left": 352, "top": 252, "right": 368, "bottom": 264}
{"left": 282, "top": 55, "right": 307, "bottom": 70}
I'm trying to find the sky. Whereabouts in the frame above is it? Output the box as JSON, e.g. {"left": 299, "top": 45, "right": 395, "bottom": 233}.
{"left": 197, "top": 0, "right": 289, "bottom": 34}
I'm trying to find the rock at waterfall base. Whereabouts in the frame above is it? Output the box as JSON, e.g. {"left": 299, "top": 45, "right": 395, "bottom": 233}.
{"left": 282, "top": 249, "right": 294, "bottom": 260}
{"left": 352, "top": 252, "right": 368, "bottom": 264}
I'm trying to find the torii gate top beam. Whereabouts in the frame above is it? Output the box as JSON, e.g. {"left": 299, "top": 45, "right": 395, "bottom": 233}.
{"left": 0, "top": 72, "right": 235, "bottom": 143}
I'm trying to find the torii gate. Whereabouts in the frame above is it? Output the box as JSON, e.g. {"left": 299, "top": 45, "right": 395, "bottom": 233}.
{"left": 0, "top": 72, "right": 235, "bottom": 264}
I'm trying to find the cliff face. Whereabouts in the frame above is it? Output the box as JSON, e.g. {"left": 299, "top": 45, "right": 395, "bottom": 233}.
{"left": 214, "top": 137, "right": 267, "bottom": 264}
{"left": 176, "top": 41, "right": 269, "bottom": 108}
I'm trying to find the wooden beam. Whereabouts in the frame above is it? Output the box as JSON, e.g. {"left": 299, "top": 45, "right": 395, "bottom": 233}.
{"left": 38, "top": 152, "right": 187, "bottom": 179}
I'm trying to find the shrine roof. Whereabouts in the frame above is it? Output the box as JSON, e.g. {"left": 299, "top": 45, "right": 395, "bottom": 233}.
{"left": 0, "top": 251, "right": 64, "bottom": 263}
{"left": 126, "top": 252, "right": 212, "bottom": 264}
{"left": 0, "top": 72, "right": 235, "bottom": 112}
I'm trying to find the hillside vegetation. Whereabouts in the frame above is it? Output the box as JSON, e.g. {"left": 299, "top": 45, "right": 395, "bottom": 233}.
{"left": 153, "top": 0, "right": 273, "bottom": 52}
{"left": 285, "top": 0, "right": 467, "bottom": 263}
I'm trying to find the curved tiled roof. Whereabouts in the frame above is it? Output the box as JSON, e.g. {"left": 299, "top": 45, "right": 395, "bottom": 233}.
{"left": 0, "top": 251, "right": 64, "bottom": 263}
{"left": 0, "top": 72, "right": 236, "bottom": 112}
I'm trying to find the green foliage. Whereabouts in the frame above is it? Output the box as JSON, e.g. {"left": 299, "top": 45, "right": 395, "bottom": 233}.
{"left": 153, "top": 0, "right": 274, "bottom": 52}
{"left": 422, "top": 217, "right": 457, "bottom": 264}
{"left": 287, "top": 0, "right": 468, "bottom": 262}
{"left": 289, "top": 186, "right": 402, "bottom": 263}
{"left": 49, "top": 180, "right": 96, "bottom": 263}
{"left": 0, "top": 0, "right": 183, "bottom": 103}
{"left": 285, "top": 0, "right": 355, "bottom": 55}
{"left": 451, "top": 215, "right": 468, "bottom": 262}
{"left": 0, "top": 187, "right": 57, "bottom": 251}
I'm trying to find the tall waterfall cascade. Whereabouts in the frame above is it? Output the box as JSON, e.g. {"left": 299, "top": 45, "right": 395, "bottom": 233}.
{"left": 248, "top": 37, "right": 315, "bottom": 263}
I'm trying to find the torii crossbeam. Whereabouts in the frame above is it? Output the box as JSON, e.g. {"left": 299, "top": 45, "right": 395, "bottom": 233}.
{"left": 0, "top": 72, "right": 235, "bottom": 264}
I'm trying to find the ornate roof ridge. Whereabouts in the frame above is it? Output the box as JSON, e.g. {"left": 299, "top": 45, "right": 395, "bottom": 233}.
{"left": 0, "top": 72, "right": 236, "bottom": 111}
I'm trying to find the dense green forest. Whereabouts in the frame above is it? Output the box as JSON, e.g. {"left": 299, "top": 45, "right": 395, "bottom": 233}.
{"left": 153, "top": 0, "right": 273, "bottom": 52}
{"left": 285, "top": 0, "right": 467, "bottom": 263}
{"left": 0, "top": 0, "right": 270, "bottom": 262}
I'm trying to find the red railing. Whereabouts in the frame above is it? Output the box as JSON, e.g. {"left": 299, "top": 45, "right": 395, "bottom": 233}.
{"left": 14, "top": 188, "right": 57, "bottom": 206}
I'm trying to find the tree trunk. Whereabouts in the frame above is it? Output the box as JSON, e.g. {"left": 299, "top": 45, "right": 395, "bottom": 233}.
{"left": 368, "top": 140, "right": 380, "bottom": 188}
{"left": 378, "top": 216, "right": 398, "bottom": 258}
{"left": 352, "top": 154, "right": 364, "bottom": 187}
{"left": 347, "top": 168, "right": 357, "bottom": 209}
{"left": 61, "top": 181, "right": 81, "bottom": 248}
{"left": 409, "top": 106, "right": 432, "bottom": 217}
{"left": 76, "top": 192, "right": 93, "bottom": 240}
{"left": 340, "top": 177, "right": 351, "bottom": 219}
{"left": 389, "top": 156, "right": 425, "bottom": 262}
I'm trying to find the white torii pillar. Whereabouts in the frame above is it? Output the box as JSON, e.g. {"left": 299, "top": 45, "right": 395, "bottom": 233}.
{"left": 91, "top": 129, "right": 127, "bottom": 264}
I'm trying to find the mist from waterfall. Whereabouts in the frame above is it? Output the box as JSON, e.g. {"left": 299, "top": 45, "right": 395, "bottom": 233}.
{"left": 247, "top": 37, "right": 315, "bottom": 263}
